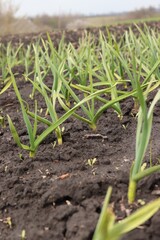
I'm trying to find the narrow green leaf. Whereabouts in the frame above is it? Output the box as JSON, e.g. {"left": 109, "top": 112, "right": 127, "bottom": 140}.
{"left": 92, "top": 187, "right": 115, "bottom": 240}
{"left": 9, "top": 70, "right": 35, "bottom": 149}
{"left": 7, "top": 115, "right": 22, "bottom": 148}
{"left": 109, "top": 198, "right": 160, "bottom": 238}
{"left": 7, "top": 115, "right": 30, "bottom": 151}
{"left": 0, "top": 78, "right": 12, "bottom": 94}
{"left": 133, "top": 165, "right": 160, "bottom": 181}
{"left": 33, "top": 100, "right": 38, "bottom": 139}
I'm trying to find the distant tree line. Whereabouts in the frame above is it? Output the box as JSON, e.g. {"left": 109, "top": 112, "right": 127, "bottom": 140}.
{"left": 128, "top": 6, "right": 158, "bottom": 19}
{"left": 31, "top": 14, "right": 84, "bottom": 30}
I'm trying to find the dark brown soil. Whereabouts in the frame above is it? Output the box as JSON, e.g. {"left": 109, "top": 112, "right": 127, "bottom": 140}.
{"left": 0, "top": 23, "right": 160, "bottom": 240}
{"left": 1, "top": 21, "right": 160, "bottom": 48}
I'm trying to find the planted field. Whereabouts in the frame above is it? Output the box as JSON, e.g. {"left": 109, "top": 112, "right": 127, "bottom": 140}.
{"left": 0, "top": 22, "right": 160, "bottom": 240}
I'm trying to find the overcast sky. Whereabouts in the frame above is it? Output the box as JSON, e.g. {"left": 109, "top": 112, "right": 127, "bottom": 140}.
{"left": 13, "top": 0, "right": 160, "bottom": 16}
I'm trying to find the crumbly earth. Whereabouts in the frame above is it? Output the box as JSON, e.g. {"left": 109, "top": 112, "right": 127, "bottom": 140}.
{"left": 0, "top": 23, "right": 160, "bottom": 240}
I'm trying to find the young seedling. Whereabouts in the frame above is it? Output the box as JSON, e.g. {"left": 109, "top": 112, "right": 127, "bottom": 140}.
{"left": 128, "top": 81, "right": 160, "bottom": 204}
{"left": 29, "top": 44, "right": 64, "bottom": 145}
{"left": 21, "top": 229, "right": 26, "bottom": 240}
{"left": 3, "top": 217, "right": 12, "bottom": 229}
{"left": 7, "top": 69, "right": 38, "bottom": 157}
{"left": 93, "top": 186, "right": 160, "bottom": 240}
{"left": 86, "top": 157, "right": 97, "bottom": 167}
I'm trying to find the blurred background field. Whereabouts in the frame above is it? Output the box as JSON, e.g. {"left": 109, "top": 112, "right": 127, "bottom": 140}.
{"left": 0, "top": 0, "right": 160, "bottom": 35}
